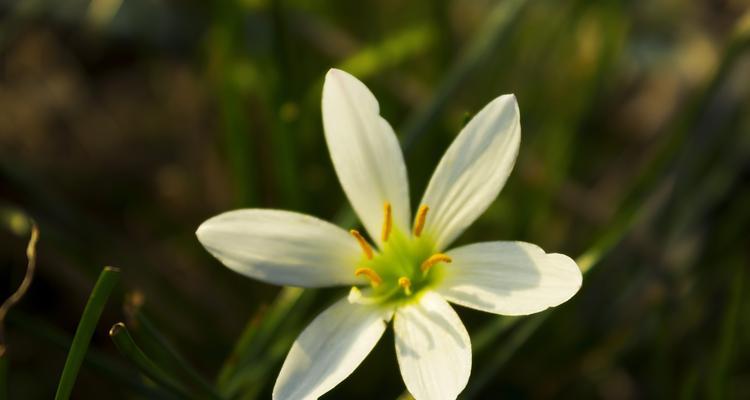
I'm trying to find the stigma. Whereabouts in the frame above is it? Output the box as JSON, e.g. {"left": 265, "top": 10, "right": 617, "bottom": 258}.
{"left": 398, "top": 277, "right": 412, "bottom": 296}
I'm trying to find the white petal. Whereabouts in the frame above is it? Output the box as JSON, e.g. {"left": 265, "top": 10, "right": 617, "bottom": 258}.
{"left": 394, "top": 291, "right": 471, "bottom": 400}
{"left": 273, "top": 298, "right": 388, "bottom": 400}
{"left": 438, "top": 241, "right": 582, "bottom": 316}
{"left": 322, "top": 68, "right": 410, "bottom": 246}
{"left": 419, "top": 95, "right": 520, "bottom": 250}
{"left": 196, "top": 209, "right": 362, "bottom": 287}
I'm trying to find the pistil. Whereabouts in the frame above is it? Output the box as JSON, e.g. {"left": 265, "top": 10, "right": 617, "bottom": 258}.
{"left": 398, "top": 277, "right": 412, "bottom": 296}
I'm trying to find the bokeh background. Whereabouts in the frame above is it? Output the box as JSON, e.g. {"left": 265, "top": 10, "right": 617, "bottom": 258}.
{"left": 1, "top": 0, "right": 749, "bottom": 398}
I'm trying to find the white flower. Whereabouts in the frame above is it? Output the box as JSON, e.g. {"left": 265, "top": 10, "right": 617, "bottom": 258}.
{"left": 197, "top": 69, "right": 582, "bottom": 400}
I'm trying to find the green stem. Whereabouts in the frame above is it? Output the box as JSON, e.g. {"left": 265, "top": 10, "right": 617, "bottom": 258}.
{"left": 127, "top": 306, "right": 223, "bottom": 399}
{"left": 109, "top": 322, "right": 193, "bottom": 399}
{"left": 54, "top": 266, "right": 120, "bottom": 400}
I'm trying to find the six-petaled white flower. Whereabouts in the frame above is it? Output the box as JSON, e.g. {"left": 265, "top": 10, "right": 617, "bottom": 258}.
{"left": 197, "top": 69, "right": 582, "bottom": 400}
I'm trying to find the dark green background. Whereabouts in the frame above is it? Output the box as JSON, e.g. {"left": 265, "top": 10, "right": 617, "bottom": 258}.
{"left": 1, "top": 0, "right": 749, "bottom": 398}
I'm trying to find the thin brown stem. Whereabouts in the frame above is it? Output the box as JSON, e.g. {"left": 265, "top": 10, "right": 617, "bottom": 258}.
{"left": 0, "top": 223, "right": 39, "bottom": 356}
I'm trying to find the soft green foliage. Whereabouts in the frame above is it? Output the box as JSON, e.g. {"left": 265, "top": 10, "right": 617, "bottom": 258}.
{"left": 0, "top": 0, "right": 749, "bottom": 398}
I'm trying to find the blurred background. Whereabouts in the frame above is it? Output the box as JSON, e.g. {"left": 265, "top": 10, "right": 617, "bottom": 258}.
{"left": 1, "top": 0, "right": 749, "bottom": 398}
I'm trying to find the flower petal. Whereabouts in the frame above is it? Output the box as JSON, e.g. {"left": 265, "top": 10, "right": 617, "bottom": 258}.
{"left": 394, "top": 291, "right": 471, "bottom": 400}
{"left": 322, "top": 68, "right": 410, "bottom": 246}
{"left": 196, "top": 209, "right": 362, "bottom": 287}
{"left": 273, "top": 298, "right": 388, "bottom": 400}
{"left": 419, "top": 95, "right": 520, "bottom": 250}
{"left": 438, "top": 241, "right": 582, "bottom": 316}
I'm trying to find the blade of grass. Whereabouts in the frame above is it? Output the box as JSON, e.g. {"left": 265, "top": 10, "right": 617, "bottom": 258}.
{"left": 55, "top": 266, "right": 120, "bottom": 400}
{"left": 109, "top": 322, "right": 193, "bottom": 399}
{"left": 461, "top": 13, "right": 750, "bottom": 397}
{"left": 400, "top": 0, "right": 529, "bottom": 151}
{"left": 9, "top": 311, "right": 174, "bottom": 398}
{"left": 224, "top": 291, "right": 317, "bottom": 400}
{"left": 464, "top": 314, "right": 547, "bottom": 399}
{"left": 208, "top": 0, "right": 258, "bottom": 207}
{"left": 338, "top": 23, "right": 435, "bottom": 78}
{"left": 124, "top": 294, "right": 223, "bottom": 399}
{"left": 216, "top": 287, "right": 313, "bottom": 395}
{"left": 708, "top": 260, "right": 743, "bottom": 399}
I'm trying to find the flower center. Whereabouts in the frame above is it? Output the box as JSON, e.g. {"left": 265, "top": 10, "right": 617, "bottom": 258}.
{"left": 348, "top": 202, "right": 451, "bottom": 307}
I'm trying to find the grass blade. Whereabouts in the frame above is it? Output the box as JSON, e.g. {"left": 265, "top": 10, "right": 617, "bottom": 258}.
{"left": 10, "top": 310, "right": 174, "bottom": 398}
{"left": 124, "top": 294, "right": 223, "bottom": 399}
{"left": 54, "top": 266, "right": 120, "bottom": 400}
{"left": 461, "top": 13, "right": 750, "bottom": 396}
{"left": 400, "top": 0, "right": 528, "bottom": 151}
{"left": 109, "top": 322, "right": 194, "bottom": 399}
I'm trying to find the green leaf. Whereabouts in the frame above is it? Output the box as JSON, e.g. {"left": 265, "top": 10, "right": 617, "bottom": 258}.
{"left": 55, "top": 266, "right": 120, "bottom": 400}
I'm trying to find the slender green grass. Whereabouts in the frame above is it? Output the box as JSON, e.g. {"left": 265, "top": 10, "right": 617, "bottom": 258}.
{"left": 10, "top": 310, "right": 172, "bottom": 398}
{"left": 124, "top": 298, "right": 222, "bottom": 399}
{"left": 109, "top": 322, "right": 194, "bottom": 399}
{"left": 217, "top": 287, "right": 317, "bottom": 399}
{"left": 401, "top": 0, "right": 529, "bottom": 151}
{"left": 209, "top": 0, "right": 258, "bottom": 208}
{"left": 458, "top": 12, "right": 750, "bottom": 397}
{"left": 54, "top": 267, "right": 120, "bottom": 400}
{"left": 709, "top": 262, "right": 743, "bottom": 399}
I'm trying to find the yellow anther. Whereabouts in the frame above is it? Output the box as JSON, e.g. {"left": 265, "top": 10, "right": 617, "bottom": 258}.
{"left": 350, "top": 230, "right": 373, "bottom": 260}
{"left": 420, "top": 253, "right": 452, "bottom": 272}
{"left": 355, "top": 267, "right": 382, "bottom": 287}
{"left": 398, "top": 277, "right": 412, "bottom": 296}
{"left": 413, "top": 205, "right": 429, "bottom": 237}
{"left": 381, "top": 202, "right": 392, "bottom": 242}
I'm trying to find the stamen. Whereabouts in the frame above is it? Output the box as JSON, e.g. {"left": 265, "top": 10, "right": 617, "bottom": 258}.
{"left": 381, "top": 202, "right": 392, "bottom": 242}
{"left": 413, "top": 205, "right": 429, "bottom": 237}
{"left": 420, "top": 253, "right": 452, "bottom": 272}
{"left": 350, "top": 229, "right": 373, "bottom": 260}
{"left": 398, "top": 277, "right": 412, "bottom": 296}
{"left": 355, "top": 267, "right": 382, "bottom": 287}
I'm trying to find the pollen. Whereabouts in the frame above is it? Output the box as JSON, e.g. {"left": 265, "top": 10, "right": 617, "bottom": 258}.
{"left": 413, "top": 204, "right": 429, "bottom": 237}
{"left": 355, "top": 267, "right": 382, "bottom": 287}
{"left": 381, "top": 202, "right": 392, "bottom": 242}
{"left": 350, "top": 229, "right": 373, "bottom": 260}
{"left": 420, "top": 253, "right": 452, "bottom": 272}
{"left": 398, "top": 277, "right": 412, "bottom": 296}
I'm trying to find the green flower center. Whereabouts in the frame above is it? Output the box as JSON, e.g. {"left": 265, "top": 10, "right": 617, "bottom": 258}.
{"left": 348, "top": 203, "right": 451, "bottom": 307}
